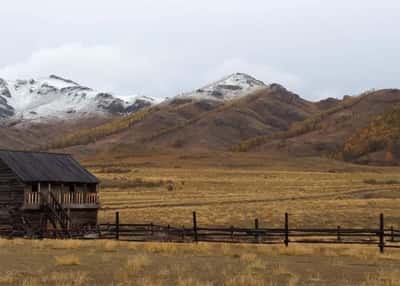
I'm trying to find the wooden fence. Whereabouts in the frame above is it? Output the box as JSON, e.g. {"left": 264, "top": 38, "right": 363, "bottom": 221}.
{"left": 2, "top": 211, "right": 400, "bottom": 253}
{"left": 95, "top": 212, "right": 400, "bottom": 253}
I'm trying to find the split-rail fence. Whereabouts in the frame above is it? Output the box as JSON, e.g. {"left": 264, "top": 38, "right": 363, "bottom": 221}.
{"left": 1, "top": 211, "right": 400, "bottom": 253}
{"left": 94, "top": 212, "right": 400, "bottom": 253}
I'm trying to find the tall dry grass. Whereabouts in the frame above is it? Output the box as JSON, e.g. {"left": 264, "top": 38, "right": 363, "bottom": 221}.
{"left": 55, "top": 255, "right": 81, "bottom": 266}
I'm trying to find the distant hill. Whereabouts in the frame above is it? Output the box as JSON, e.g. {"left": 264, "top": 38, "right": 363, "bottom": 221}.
{"left": 342, "top": 100, "right": 400, "bottom": 165}
{"left": 2, "top": 72, "right": 400, "bottom": 166}
{"left": 43, "top": 83, "right": 322, "bottom": 153}
{"left": 0, "top": 72, "right": 268, "bottom": 150}
{"left": 237, "top": 89, "right": 400, "bottom": 165}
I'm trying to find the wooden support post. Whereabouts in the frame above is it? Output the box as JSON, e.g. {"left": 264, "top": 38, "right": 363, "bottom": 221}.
{"left": 192, "top": 211, "right": 198, "bottom": 243}
{"left": 40, "top": 213, "right": 47, "bottom": 237}
{"left": 337, "top": 226, "right": 341, "bottom": 242}
{"left": 38, "top": 182, "right": 41, "bottom": 205}
{"left": 254, "top": 218, "right": 259, "bottom": 243}
{"left": 230, "top": 226, "right": 234, "bottom": 241}
{"left": 379, "top": 213, "right": 384, "bottom": 253}
{"left": 182, "top": 225, "right": 185, "bottom": 241}
{"left": 167, "top": 224, "right": 170, "bottom": 242}
{"left": 115, "top": 212, "right": 120, "bottom": 240}
{"left": 61, "top": 189, "right": 63, "bottom": 205}
{"left": 84, "top": 184, "right": 87, "bottom": 204}
{"left": 391, "top": 226, "right": 394, "bottom": 242}
{"left": 150, "top": 223, "right": 154, "bottom": 236}
{"left": 284, "top": 213, "right": 289, "bottom": 247}
{"left": 67, "top": 208, "right": 71, "bottom": 231}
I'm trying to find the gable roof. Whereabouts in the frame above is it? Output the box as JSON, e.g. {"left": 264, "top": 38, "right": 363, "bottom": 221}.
{"left": 0, "top": 150, "right": 98, "bottom": 184}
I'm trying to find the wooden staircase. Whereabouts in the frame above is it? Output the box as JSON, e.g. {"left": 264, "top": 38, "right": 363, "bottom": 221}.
{"left": 40, "top": 192, "right": 72, "bottom": 238}
{"left": 20, "top": 214, "right": 34, "bottom": 237}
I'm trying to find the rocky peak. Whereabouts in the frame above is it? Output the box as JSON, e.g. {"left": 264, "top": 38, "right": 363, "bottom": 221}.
{"left": 178, "top": 73, "right": 267, "bottom": 102}
{"left": 0, "top": 76, "right": 159, "bottom": 122}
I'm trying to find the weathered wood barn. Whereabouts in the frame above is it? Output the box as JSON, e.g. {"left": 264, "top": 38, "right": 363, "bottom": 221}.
{"left": 0, "top": 150, "right": 100, "bottom": 237}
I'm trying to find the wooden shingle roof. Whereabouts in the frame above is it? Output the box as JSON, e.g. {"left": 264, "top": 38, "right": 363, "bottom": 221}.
{"left": 0, "top": 150, "right": 98, "bottom": 184}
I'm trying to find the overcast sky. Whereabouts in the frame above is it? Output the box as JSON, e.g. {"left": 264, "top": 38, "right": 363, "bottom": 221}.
{"left": 0, "top": 0, "right": 399, "bottom": 100}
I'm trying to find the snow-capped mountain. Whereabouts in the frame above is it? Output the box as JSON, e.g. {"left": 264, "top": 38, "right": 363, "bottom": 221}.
{"left": 176, "top": 73, "right": 267, "bottom": 101}
{"left": 0, "top": 72, "right": 267, "bottom": 125}
{"left": 0, "top": 75, "right": 159, "bottom": 123}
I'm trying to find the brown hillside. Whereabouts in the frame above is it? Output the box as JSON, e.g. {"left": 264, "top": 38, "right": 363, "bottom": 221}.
{"left": 53, "top": 84, "right": 322, "bottom": 154}
{"left": 247, "top": 89, "right": 400, "bottom": 164}
{"left": 9, "top": 86, "right": 400, "bottom": 166}
{"left": 143, "top": 84, "right": 320, "bottom": 149}
{"left": 46, "top": 97, "right": 224, "bottom": 155}
{"left": 0, "top": 116, "right": 114, "bottom": 150}
{"left": 342, "top": 102, "right": 400, "bottom": 165}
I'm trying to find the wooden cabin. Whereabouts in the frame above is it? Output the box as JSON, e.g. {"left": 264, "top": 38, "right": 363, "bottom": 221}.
{"left": 0, "top": 150, "right": 100, "bottom": 237}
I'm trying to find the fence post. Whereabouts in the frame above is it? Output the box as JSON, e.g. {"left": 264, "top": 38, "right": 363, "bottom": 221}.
{"left": 192, "top": 211, "right": 198, "bottom": 243}
{"left": 391, "top": 226, "right": 394, "bottom": 242}
{"left": 284, "top": 213, "right": 289, "bottom": 247}
{"left": 115, "top": 211, "right": 120, "bottom": 240}
{"left": 337, "top": 226, "right": 341, "bottom": 242}
{"left": 379, "top": 213, "right": 384, "bottom": 253}
{"left": 254, "top": 218, "right": 259, "bottom": 243}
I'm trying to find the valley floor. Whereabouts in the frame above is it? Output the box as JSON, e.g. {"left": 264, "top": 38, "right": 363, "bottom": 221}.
{"left": 87, "top": 151, "right": 400, "bottom": 229}
{"left": 2, "top": 151, "right": 400, "bottom": 285}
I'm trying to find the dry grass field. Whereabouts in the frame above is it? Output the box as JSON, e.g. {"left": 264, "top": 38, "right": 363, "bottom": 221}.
{"left": 1, "top": 239, "right": 400, "bottom": 285}
{"left": 2, "top": 151, "right": 400, "bottom": 285}
{"left": 87, "top": 151, "right": 400, "bottom": 229}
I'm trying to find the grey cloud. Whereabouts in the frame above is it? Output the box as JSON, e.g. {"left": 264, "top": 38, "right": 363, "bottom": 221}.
{"left": 0, "top": 0, "right": 399, "bottom": 100}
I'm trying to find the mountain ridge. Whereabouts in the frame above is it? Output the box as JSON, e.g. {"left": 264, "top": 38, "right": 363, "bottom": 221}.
{"left": 1, "top": 72, "right": 400, "bottom": 166}
{"left": 0, "top": 75, "right": 159, "bottom": 124}
{"left": 42, "top": 83, "right": 320, "bottom": 152}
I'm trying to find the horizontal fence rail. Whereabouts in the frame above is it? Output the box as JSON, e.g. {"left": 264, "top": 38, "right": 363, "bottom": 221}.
{"left": 93, "top": 212, "right": 400, "bottom": 253}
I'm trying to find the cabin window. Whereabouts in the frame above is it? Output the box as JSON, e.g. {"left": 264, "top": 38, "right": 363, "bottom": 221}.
{"left": 32, "top": 183, "right": 39, "bottom": 192}
{"left": 69, "top": 184, "right": 75, "bottom": 192}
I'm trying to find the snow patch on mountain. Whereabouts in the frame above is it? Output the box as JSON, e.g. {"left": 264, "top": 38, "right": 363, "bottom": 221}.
{"left": 177, "top": 73, "right": 267, "bottom": 101}
{"left": 0, "top": 75, "right": 158, "bottom": 123}
{"left": 0, "top": 72, "right": 268, "bottom": 124}
{"left": 0, "top": 79, "right": 15, "bottom": 119}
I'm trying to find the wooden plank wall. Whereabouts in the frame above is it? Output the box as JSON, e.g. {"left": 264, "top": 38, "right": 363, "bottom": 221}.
{"left": 0, "top": 159, "right": 25, "bottom": 229}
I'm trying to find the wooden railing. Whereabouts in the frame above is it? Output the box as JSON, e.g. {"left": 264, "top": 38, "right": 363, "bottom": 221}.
{"left": 24, "top": 191, "right": 99, "bottom": 207}
{"left": 24, "top": 191, "right": 41, "bottom": 206}
{"left": 61, "top": 191, "right": 99, "bottom": 205}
